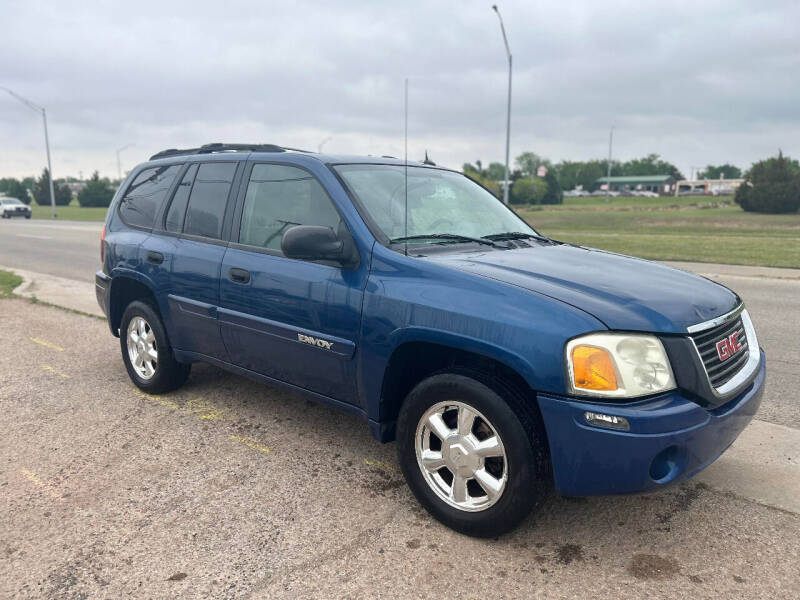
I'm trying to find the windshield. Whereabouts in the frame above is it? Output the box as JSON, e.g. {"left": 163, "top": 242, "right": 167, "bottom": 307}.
{"left": 334, "top": 165, "right": 537, "bottom": 243}
{"left": 2, "top": 198, "right": 23, "bottom": 205}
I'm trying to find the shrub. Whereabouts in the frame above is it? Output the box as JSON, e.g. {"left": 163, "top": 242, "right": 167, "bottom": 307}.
{"left": 510, "top": 177, "right": 547, "bottom": 204}
{"left": 78, "top": 171, "right": 115, "bottom": 207}
{"left": 735, "top": 152, "right": 800, "bottom": 214}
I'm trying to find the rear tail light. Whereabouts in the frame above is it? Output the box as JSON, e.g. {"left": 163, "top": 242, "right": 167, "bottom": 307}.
{"left": 101, "top": 224, "right": 106, "bottom": 263}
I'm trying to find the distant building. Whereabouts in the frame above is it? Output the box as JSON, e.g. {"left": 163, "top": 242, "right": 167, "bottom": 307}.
{"left": 595, "top": 175, "right": 676, "bottom": 195}
{"left": 674, "top": 178, "right": 744, "bottom": 196}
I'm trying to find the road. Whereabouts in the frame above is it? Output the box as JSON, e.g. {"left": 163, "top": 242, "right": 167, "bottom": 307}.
{"left": 2, "top": 218, "right": 798, "bottom": 429}
{"left": 0, "top": 219, "right": 102, "bottom": 282}
{"left": 1, "top": 218, "right": 799, "bottom": 598}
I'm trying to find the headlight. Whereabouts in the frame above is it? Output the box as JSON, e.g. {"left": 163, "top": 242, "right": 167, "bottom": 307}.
{"left": 566, "top": 333, "right": 676, "bottom": 399}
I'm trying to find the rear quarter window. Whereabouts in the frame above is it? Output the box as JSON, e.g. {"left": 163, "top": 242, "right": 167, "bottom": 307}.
{"left": 118, "top": 164, "right": 181, "bottom": 229}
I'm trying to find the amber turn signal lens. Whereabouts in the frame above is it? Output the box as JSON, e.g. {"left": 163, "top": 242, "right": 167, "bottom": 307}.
{"left": 571, "top": 345, "right": 618, "bottom": 391}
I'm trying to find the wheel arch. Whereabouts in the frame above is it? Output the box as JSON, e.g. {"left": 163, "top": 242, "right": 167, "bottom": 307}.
{"left": 107, "top": 271, "right": 161, "bottom": 337}
{"left": 374, "top": 329, "right": 541, "bottom": 442}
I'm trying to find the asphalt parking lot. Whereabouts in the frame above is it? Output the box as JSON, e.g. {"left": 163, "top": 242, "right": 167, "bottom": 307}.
{"left": 2, "top": 297, "right": 799, "bottom": 599}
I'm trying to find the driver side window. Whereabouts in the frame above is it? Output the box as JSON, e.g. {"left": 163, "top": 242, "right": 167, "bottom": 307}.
{"left": 239, "top": 164, "right": 341, "bottom": 253}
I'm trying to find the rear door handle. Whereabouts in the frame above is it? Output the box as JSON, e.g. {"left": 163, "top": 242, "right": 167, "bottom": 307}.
{"left": 146, "top": 251, "right": 164, "bottom": 264}
{"left": 229, "top": 268, "right": 251, "bottom": 284}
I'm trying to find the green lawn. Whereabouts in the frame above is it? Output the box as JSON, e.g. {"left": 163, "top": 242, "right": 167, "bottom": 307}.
{"left": 517, "top": 201, "right": 800, "bottom": 268}
{"left": 30, "top": 201, "right": 108, "bottom": 222}
{"left": 556, "top": 194, "right": 725, "bottom": 208}
{"left": 21, "top": 194, "right": 800, "bottom": 268}
{"left": 0, "top": 269, "right": 23, "bottom": 298}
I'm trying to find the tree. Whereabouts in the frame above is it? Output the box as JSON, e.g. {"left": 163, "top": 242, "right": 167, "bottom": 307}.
{"left": 541, "top": 170, "right": 563, "bottom": 205}
{"left": 77, "top": 171, "right": 115, "bottom": 207}
{"left": 32, "top": 168, "right": 72, "bottom": 206}
{"left": 515, "top": 152, "right": 551, "bottom": 178}
{"left": 735, "top": 152, "right": 800, "bottom": 214}
{"left": 620, "top": 153, "right": 684, "bottom": 180}
{"left": 698, "top": 164, "right": 742, "bottom": 180}
{"left": 485, "top": 162, "right": 506, "bottom": 181}
{"left": 464, "top": 170, "right": 501, "bottom": 198}
{"left": 0, "top": 178, "right": 30, "bottom": 204}
{"left": 510, "top": 177, "right": 547, "bottom": 205}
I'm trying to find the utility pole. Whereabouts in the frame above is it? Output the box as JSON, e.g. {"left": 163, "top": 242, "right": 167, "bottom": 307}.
{"left": 492, "top": 5, "right": 512, "bottom": 205}
{"left": 1, "top": 86, "right": 56, "bottom": 217}
{"left": 605, "top": 126, "right": 614, "bottom": 203}
{"left": 116, "top": 144, "right": 134, "bottom": 181}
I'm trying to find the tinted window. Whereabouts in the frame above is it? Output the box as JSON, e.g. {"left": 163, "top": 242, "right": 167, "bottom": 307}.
{"left": 183, "top": 162, "right": 236, "bottom": 239}
{"left": 119, "top": 165, "right": 181, "bottom": 229}
{"left": 239, "top": 164, "right": 340, "bottom": 252}
{"left": 164, "top": 164, "right": 198, "bottom": 233}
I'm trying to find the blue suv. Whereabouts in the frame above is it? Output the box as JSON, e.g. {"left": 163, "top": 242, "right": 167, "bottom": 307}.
{"left": 96, "top": 143, "right": 766, "bottom": 537}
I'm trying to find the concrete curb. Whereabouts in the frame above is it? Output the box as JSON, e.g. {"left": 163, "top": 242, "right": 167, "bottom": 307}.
{"left": 0, "top": 264, "right": 103, "bottom": 317}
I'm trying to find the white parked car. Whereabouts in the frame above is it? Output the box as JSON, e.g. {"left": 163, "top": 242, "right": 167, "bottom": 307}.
{"left": 0, "top": 196, "right": 32, "bottom": 219}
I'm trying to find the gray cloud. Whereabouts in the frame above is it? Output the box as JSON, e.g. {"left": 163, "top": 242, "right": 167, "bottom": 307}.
{"left": 1, "top": 0, "right": 798, "bottom": 179}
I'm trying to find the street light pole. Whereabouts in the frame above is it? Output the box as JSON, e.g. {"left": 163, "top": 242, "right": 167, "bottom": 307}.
{"left": 1, "top": 86, "right": 57, "bottom": 217}
{"left": 605, "top": 126, "right": 614, "bottom": 203}
{"left": 116, "top": 144, "right": 134, "bottom": 181}
{"left": 492, "top": 5, "right": 512, "bottom": 205}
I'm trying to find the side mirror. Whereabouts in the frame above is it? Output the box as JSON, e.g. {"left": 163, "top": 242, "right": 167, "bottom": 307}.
{"left": 281, "top": 225, "right": 359, "bottom": 269}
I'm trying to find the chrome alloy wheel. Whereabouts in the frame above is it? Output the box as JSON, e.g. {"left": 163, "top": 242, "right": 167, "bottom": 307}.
{"left": 126, "top": 316, "right": 158, "bottom": 380}
{"left": 415, "top": 401, "right": 508, "bottom": 512}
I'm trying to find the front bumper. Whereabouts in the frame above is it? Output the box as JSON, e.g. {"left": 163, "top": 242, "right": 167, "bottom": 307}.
{"left": 537, "top": 350, "right": 765, "bottom": 496}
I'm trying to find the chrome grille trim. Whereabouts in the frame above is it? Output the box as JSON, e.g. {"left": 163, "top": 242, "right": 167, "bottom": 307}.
{"left": 688, "top": 307, "right": 761, "bottom": 398}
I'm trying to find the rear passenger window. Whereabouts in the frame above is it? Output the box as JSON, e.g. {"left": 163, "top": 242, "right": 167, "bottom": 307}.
{"left": 118, "top": 165, "right": 181, "bottom": 229}
{"left": 183, "top": 162, "right": 237, "bottom": 239}
{"left": 239, "top": 164, "right": 341, "bottom": 252}
{"left": 165, "top": 164, "right": 198, "bottom": 233}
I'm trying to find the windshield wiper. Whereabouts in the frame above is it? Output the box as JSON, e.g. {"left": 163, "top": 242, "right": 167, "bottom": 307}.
{"left": 482, "top": 231, "right": 556, "bottom": 244}
{"left": 390, "top": 233, "right": 499, "bottom": 247}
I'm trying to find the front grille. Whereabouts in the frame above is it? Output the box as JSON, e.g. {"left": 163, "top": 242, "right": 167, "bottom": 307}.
{"left": 689, "top": 314, "right": 749, "bottom": 389}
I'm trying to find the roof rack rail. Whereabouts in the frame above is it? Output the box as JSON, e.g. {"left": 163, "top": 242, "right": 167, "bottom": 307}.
{"left": 149, "top": 143, "right": 288, "bottom": 161}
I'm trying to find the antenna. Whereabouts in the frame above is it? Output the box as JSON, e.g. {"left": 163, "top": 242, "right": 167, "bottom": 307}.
{"left": 404, "top": 78, "right": 409, "bottom": 257}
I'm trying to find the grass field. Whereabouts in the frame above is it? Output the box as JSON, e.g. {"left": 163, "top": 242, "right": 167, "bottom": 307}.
{"left": 30, "top": 201, "right": 107, "bottom": 221}
{"left": 0, "top": 269, "right": 23, "bottom": 298}
{"left": 24, "top": 195, "right": 800, "bottom": 268}
{"left": 517, "top": 196, "right": 800, "bottom": 268}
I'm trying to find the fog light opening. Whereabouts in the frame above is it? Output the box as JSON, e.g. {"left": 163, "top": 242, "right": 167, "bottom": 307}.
{"left": 649, "top": 445, "right": 686, "bottom": 483}
{"left": 584, "top": 411, "right": 630, "bottom": 431}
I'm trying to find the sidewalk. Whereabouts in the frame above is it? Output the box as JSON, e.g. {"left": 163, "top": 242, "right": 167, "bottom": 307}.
{"left": 0, "top": 264, "right": 102, "bottom": 317}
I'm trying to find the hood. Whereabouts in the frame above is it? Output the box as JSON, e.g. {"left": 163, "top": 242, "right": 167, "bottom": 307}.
{"left": 423, "top": 244, "right": 739, "bottom": 333}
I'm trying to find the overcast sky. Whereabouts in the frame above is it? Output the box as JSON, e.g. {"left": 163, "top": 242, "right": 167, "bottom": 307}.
{"left": 1, "top": 0, "right": 799, "bottom": 180}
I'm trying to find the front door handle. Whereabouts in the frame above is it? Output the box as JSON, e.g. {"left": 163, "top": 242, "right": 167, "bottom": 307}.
{"left": 229, "top": 268, "right": 251, "bottom": 284}
{"left": 146, "top": 251, "right": 164, "bottom": 264}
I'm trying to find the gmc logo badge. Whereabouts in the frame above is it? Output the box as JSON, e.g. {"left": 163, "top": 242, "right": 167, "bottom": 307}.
{"left": 716, "top": 332, "right": 743, "bottom": 361}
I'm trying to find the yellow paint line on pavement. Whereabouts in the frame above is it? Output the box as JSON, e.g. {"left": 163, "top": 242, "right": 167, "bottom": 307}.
{"left": 364, "top": 458, "right": 398, "bottom": 473}
{"left": 30, "top": 337, "right": 64, "bottom": 351}
{"left": 185, "top": 396, "right": 226, "bottom": 421}
{"left": 230, "top": 435, "right": 271, "bottom": 454}
{"left": 42, "top": 365, "right": 69, "bottom": 379}
{"left": 20, "top": 468, "right": 60, "bottom": 500}
{"left": 134, "top": 390, "right": 229, "bottom": 422}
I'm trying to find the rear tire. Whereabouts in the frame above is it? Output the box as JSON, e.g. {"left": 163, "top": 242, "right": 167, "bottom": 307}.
{"left": 396, "top": 371, "right": 550, "bottom": 537}
{"left": 120, "top": 300, "right": 190, "bottom": 394}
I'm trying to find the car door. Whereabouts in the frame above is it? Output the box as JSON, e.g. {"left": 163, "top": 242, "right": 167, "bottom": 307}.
{"left": 218, "top": 161, "right": 367, "bottom": 404}
{"left": 155, "top": 160, "right": 241, "bottom": 360}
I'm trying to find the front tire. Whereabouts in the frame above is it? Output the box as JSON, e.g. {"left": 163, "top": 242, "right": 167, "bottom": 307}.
{"left": 120, "top": 300, "right": 190, "bottom": 394}
{"left": 396, "top": 371, "right": 550, "bottom": 537}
